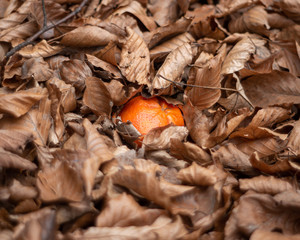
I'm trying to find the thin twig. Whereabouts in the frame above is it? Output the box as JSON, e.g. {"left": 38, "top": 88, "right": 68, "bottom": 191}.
{"left": 157, "top": 74, "right": 255, "bottom": 109}
{"left": 157, "top": 74, "right": 238, "bottom": 92}
{"left": 5, "top": 0, "right": 89, "bottom": 59}
{"left": 41, "top": 0, "right": 47, "bottom": 28}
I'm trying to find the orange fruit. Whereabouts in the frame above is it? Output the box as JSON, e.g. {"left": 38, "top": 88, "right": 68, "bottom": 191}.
{"left": 118, "top": 96, "right": 184, "bottom": 145}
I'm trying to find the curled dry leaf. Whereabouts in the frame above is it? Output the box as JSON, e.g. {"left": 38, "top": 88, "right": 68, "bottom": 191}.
{"left": 119, "top": 27, "right": 151, "bottom": 87}
{"left": 186, "top": 44, "right": 226, "bottom": 109}
{"left": 83, "top": 76, "right": 113, "bottom": 117}
{"left": 96, "top": 193, "right": 164, "bottom": 227}
{"left": 0, "top": 148, "right": 37, "bottom": 171}
{"left": 37, "top": 161, "right": 84, "bottom": 203}
{"left": 0, "top": 12, "right": 27, "bottom": 30}
{"left": 142, "top": 125, "right": 189, "bottom": 151}
{"left": 151, "top": 42, "right": 193, "bottom": 95}
{"left": 221, "top": 36, "right": 266, "bottom": 75}
{"left": 177, "top": 162, "right": 217, "bottom": 186}
{"left": 250, "top": 229, "right": 300, "bottom": 240}
{"left": 0, "top": 87, "right": 47, "bottom": 117}
{"left": 148, "top": 0, "right": 178, "bottom": 27}
{"left": 239, "top": 175, "right": 295, "bottom": 195}
{"left": 8, "top": 179, "right": 38, "bottom": 202}
{"left": 242, "top": 70, "right": 300, "bottom": 107}
{"left": 61, "top": 26, "right": 118, "bottom": 47}
{"left": 274, "top": 0, "right": 300, "bottom": 22}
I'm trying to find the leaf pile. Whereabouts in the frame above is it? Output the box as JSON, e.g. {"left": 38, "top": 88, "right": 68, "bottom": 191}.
{"left": 0, "top": 0, "right": 300, "bottom": 239}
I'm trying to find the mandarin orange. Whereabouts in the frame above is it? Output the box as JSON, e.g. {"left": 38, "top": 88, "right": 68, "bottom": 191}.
{"left": 118, "top": 96, "right": 184, "bottom": 141}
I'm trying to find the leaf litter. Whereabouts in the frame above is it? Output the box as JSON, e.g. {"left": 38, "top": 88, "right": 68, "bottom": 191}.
{"left": 0, "top": 0, "right": 300, "bottom": 239}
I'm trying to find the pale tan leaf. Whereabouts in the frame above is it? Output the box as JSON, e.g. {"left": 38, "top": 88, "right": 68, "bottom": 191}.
{"left": 151, "top": 42, "right": 193, "bottom": 95}
{"left": 221, "top": 37, "right": 266, "bottom": 75}
{"left": 242, "top": 70, "right": 300, "bottom": 108}
{"left": 239, "top": 175, "right": 295, "bottom": 195}
{"left": 143, "top": 125, "right": 189, "bottom": 151}
{"left": 177, "top": 162, "right": 217, "bottom": 186}
{"left": 93, "top": 41, "right": 120, "bottom": 66}
{"left": 186, "top": 44, "right": 226, "bottom": 109}
{"left": 150, "top": 32, "right": 195, "bottom": 59}
{"left": 61, "top": 26, "right": 118, "bottom": 47}
{"left": 83, "top": 77, "right": 113, "bottom": 117}
{"left": 0, "top": 148, "right": 37, "bottom": 171}
{"left": 37, "top": 161, "right": 84, "bottom": 203}
{"left": 0, "top": 96, "right": 51, "bottom": 146}
{"left": 18, "top": 40, "right": 62, "bottom": 58}
{"left": 119, "top": 27, "right": 151, "bottom": 87}
{"left": 8, "top": 179, "right": 38, "bottom": 202}
{"left": 112, "top": 1, "right": 156, "bottom": 31}
{"left": 0, "top": 87, "right": 47, "bottom": 117}
{"left": 96, "top": 193, "right": 164, "bottom": 227}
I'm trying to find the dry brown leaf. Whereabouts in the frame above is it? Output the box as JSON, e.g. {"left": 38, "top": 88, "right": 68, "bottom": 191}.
{"left": 148, "top": 0, "right": 178, "bottom": 26}
{"left": 150, "top": 32, "right": 195, "bottom": 59}
{"left": 144, "top": 16, "right": 192, "bottom": 48}
{"left": 239, "top": 175, "right": 295, "bottom": 195}
{"left": 151, "top": 42, "right": 193, "bottom": 95}
{"left": 112, "top": 1, "right": 156, "bottom": 31}
{"left": 242, "top": 70, "right": 300, "bottom": 108}
{"left": 59, "top": 59, "right": 92, "bottom": 94}
{"left": 83, "top": 76, "right": 113, "bottom": 117}
{"left": 170, "top": 139, "right": 212, "bottom": 165}
{"left": 221, "top": 36, "right": 266, "bottom": 75}
{"left": 119, "top": 27, "right": 151, "bottom": 87}
{"left": 250, "top": 229, "right": 300, "bottom": 240}
{"left": 186, "top": 44, "right": 226, "bottom": 109}
{"left": 37, "top": 161, "right": 85, "bottom": 203}
{"left": 0, "top": 148, "right": 37, "bottom": 171}
{"left": 61, "top": 26, "right": 118, "bottom": 47}
{"left": 46, "top": 77, "right": 77, "bottom": 113}
{"left": 143, "top": 125, "right": 189, "bottom": 151}
{"left": 30, "top": 0, "right": 68, "bottom": 39}
{"left": 249, "top": 152, "right": 293, "bottom": 174}
{"left": 93, "top": 41, "right": 120, "bottom": 66}
{"left": 228, "top": 5, "right": 270, "bottom": 36}
{"left": 0, "top": 12, "right": 27, "bottom": 30}
{"left": 18, "top": 40, "right": 62, "bottom": 58}
{"left": 71, "top": 215, "right": 187, "bottom": 240}
{"left": 288, "top": 120, "right": 300, "bottom": 155}
{"left": 22, "top": 57, "right": 53, "bottom": 82}
{"left": 0, "top": 130, "right": 33, "bottom": 155}
{"left": 0, "top": 87, "right": 47, "bottom": 117}
{"left": 274, "top": 0, "right": 300, "bottom": 22}
{"left": 177, "top": 162, "right": 217, "bottom": 186}
{"left": 0, "top": 96, "right": 51, "bottom": 146}
{"left": 0, "top": 20, "right": 38, "bottom": 42}
{"left": 96, "top": 193, "right": 164, "bottom": 227}
{"left": 225, "top": 191, "right": 300, "bottom": 239}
